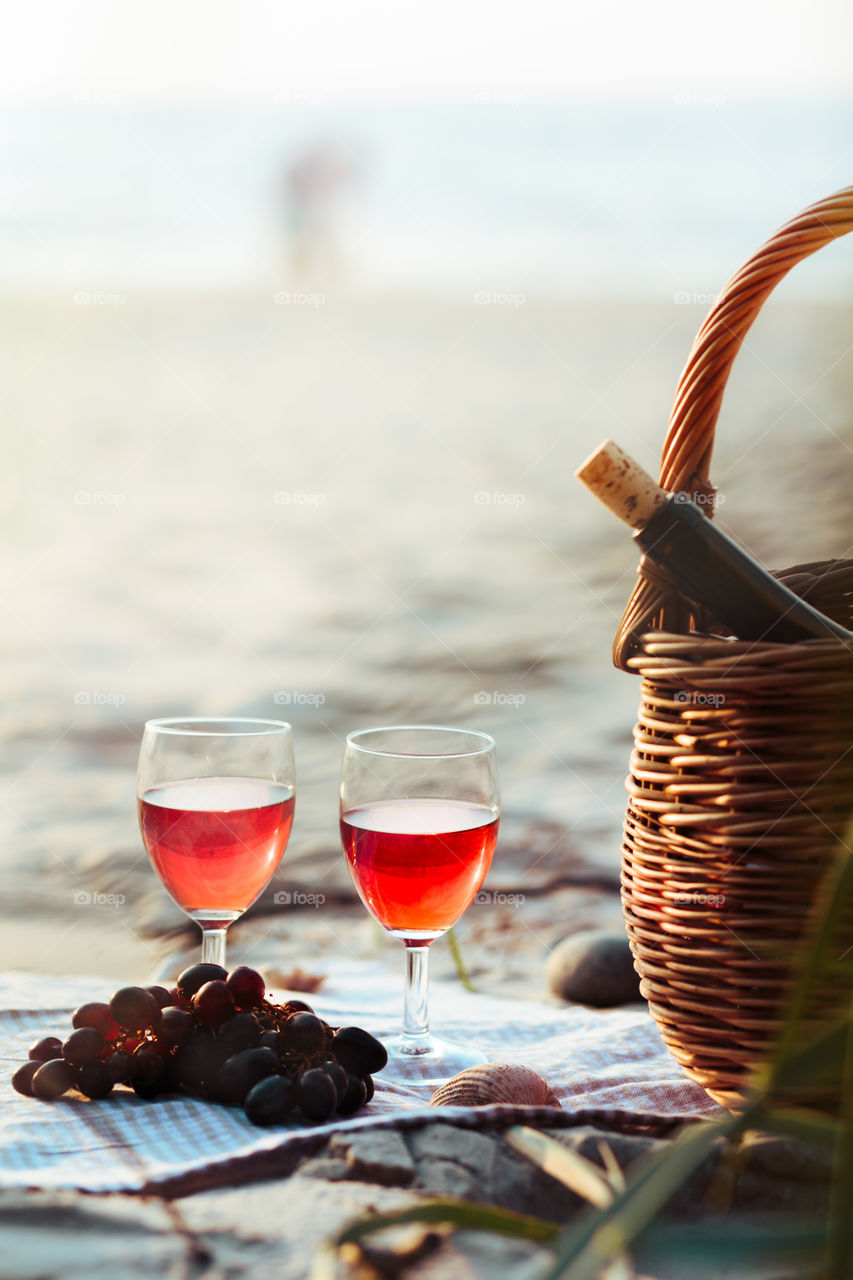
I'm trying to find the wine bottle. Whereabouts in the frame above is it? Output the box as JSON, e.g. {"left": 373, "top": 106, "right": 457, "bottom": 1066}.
{"left": 575, "top": 439, "right": 852, "bottom": 645}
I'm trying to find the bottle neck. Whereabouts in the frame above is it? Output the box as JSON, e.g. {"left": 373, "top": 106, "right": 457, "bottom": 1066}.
{"left": 635, "top": 495, "right": 852, "bottom": 646}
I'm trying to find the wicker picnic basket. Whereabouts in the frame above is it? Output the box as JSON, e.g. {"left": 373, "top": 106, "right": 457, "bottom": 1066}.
{"left": 613, "top": 187, "right": 853, "bottom": 1110}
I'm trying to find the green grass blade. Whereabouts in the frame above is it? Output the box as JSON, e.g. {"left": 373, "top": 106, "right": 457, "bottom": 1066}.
{"left": 333, "top": 1198, "right": 559, "bottom": 1249}
{"left": 772, "top": 825, "right": 853, "bottom": 1065}
{"left": 749, "top": 1105, "right": 839, "bottom": 1147}
{"left": 539, "top": 1112, "right": 747, "bottom": 1280}
{"left": 506, "top": 1126, "right": 617, "bottom": 1208}
{"left": 767, "top": 1017, "right": 849, "bottom": 1092}
{"left": 826, "top": 998, "right": 853, "bottom": 1278}
{"left": 445, "top": 926, "right": 475, "bottom": 992}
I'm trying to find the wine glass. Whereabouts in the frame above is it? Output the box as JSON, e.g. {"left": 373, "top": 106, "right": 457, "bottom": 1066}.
{"left": 137, "top": 718, "right": 295, "bottom": 969}
{"left": 340, "top": 725, "right": 499, "bottom": 1081}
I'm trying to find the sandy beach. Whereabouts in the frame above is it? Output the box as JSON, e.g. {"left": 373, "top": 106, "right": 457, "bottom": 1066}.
{"left": 0, "top": 291, "right": 850, "bottom": 982}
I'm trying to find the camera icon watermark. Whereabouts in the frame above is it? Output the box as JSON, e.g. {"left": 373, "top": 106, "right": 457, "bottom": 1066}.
{"left": 672, "top": 690, "right": 726, "bottom": 707}
{"left": 74, "top": 890, "right": 126, "bottom": 908}
{"left": 273, "top": 890, "right": 325, "bottom": 908}
{"left": 73, "top": 691, "right": 126, "bottom": 707}
{"left": 473, "top": 690, "right": 525, "bottom": 707}
{"left": 273, "top": 690, "right": 326, "bottom": 708}
{"left": 273, "top": 491, "right": 326, "bottom": 507}
{"left": 473, "top": 491, "right": 525, "bottom": 507}
{"left": 473, "top": 290, "right": 525, "bottom": 307}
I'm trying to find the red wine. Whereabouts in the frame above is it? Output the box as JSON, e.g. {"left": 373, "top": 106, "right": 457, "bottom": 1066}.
{"left": 139, "top": 777, "right": 294, "bottom": 915}
{"left": 340, "top": 798, "right": 498, "bottom": 942}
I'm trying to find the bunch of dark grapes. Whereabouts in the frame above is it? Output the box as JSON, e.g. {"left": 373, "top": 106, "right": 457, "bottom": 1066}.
{"left": 11, "top": 964, "right": 386, "bottom": 1127}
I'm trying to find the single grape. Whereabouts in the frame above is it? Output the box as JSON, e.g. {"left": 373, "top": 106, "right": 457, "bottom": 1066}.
{"left": 29, "top": 1036, "right": 62, "bottom": 1063}
{"left": 218, "top": 1012, "right": 262, "bottom": 1054}
{"left": 362, "top": 1075, "right": 375, "bottom": 1104}
{"left": 168, "top": 986, "right": 184, "bottom": 1007}
{"left": 158, "top": 1007, "right": 194, "bottom": 1047}
{"left": 77, "top": 1063, "right": 114, "bottom": 1100}
{"left": 130, "top": 1046, "right": 166, "bottom": 1088}
{"left": 330, "top": 1027, "right": 388, "bottom": 1076}
{"left": 109, "top": 986, "right": 162, "bottom": 1032}
{"left": 62, "top": 1027, "right": 106, "bottom": 1067}
{"left": 259, "top": 1029, "right": 282, "bottom": 1053}
{"left": 336, "top": 1073, "right": 367, "bottom": 1117}
{"left": 216, "top": 1047, "right": 280, "bottom": 1106}
{"left": 12, "top": 1061, "right": 40, "bottom": 1096}
{"left": 71, "top": 1002, "right": 121, "bottom": 1040}
{"left": 32, "top": 1058, "right": 75, "bottom": 1100}
{"left": 146, "top": 985, "right": 172, "bottom": 1010}
{"left": 281, "top": 1013, "right": 325, "bottom": 1055}
{"left": 174, "top": 1032, "right": 226, "bottom": 1094}
{"left": 192, "top": 980, "right": 236, "bottom": 1029}
{"left": 105, "top": 1050, "right": 132, "bottom": 1084}
{"left": 297, "top": 1068, "right": 338, "bottom": 1122}
{"left": 283, "top": 999, "right": 314, "bottom": 1015}
{"left": 133, "top": 1073, "right": 168, "bottom": 1100}
{"left": 226, "top": 966, "right": 265, "bottom": 1009}
{"left": 319, "top": 1061, "right": 349, "bottom": 1104}
{"left": 176, "top": 963, "right": 228, "bottom": 1003}
{"left": 244, "top": 1075, "right": 297, "bottom": 1126}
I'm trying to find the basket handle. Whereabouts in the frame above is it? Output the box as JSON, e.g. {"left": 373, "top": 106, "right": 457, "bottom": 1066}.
{"left": 613, "top": 184, "right": 853, "bottom": 670}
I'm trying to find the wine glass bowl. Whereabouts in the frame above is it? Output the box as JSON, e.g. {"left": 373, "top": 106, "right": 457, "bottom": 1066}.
{"left": 137, "top": 718, "right": 295, "bottom": 968}
{"left": 340, "top": 725, "right": 499, "bottom": 1082}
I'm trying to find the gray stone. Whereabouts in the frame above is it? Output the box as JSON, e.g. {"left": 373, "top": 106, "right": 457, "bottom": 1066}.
{"left": 299, "top": 1156, "right": 354, "bottom": 1181}
{"left": 739, "top": 1132, "right": 833, "bottom": 1184}
{"left": 328, "top": 1128, "right": 415, "bottom": 1186}
{"left": 407, "top": 1122, "right": 584, "bottom": 1222}
{"left": 409, "top": 1123, "right": 498, "bottom": 1200}
{"left": 542, "top": 1126, "right": 834, "bottom": 1218}
{"left": 408, "top": 1121, "right": 499, "bottom": 1166}
{"left": 546, "top": 929, "right": 641, "bottom": 1007}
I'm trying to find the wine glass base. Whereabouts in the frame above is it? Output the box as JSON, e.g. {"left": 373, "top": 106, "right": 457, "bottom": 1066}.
{"left": 384, "top": 1034, "right": 489, "bottom": 1087}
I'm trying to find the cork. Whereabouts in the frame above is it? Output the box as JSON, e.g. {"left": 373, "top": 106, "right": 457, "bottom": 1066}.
{"left": 575, "top": 439, "right": 666, "bottom": 529}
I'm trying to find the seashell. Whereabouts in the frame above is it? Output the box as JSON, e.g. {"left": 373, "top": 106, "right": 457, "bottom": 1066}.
{"left": 430, "top": 1062, "right": 560, "bottom": 1108}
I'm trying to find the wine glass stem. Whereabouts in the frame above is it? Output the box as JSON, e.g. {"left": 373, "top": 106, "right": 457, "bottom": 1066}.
{"left": 402, "top": 943, "right": 430, "bottom": 1046}
{"left": 200, "top": 926, "right": 227, "bottom": 968}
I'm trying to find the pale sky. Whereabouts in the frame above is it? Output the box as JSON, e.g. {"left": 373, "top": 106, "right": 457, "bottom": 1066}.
{"left": 0, "top": 0, "right": 850, "bottom": 101}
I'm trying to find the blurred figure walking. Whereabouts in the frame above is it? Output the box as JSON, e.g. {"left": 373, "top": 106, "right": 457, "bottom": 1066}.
{"left": 284, "top": 139, "right": 359, "bottom": 286}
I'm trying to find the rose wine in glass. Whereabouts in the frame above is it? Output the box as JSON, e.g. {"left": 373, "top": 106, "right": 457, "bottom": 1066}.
{"left": 340, "top": 726, "right": 499, "bottom": 1082}
{"left": 138, "top": 719, "right": 295, "bottom": 968}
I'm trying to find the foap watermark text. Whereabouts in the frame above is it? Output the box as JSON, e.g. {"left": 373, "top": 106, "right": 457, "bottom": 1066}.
{"left": 74, "top": 691, "right": 126, "bottom": 707}
{"left": 474, "top": 890, "right": 525, "bottom": 908}
{"left": 473, "top": 691, "right": 525, "bottom": 707}
{"left": 273, "top": 691, "right": 326, "bottom": 708}
{"left": 74, "top": 890, "right": 126, "bottom": 909}
{"left": 673, "top": 691, "right": 726, "bottom": 707}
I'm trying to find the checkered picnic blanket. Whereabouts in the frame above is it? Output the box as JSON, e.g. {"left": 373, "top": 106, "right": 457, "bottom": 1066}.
{"left": 0, "top": 963, "right": 721, "bottom": 1195}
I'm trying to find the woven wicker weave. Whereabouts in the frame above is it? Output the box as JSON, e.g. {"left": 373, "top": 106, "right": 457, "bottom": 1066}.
{"left": 613, "top": 187, "right": 853, "bottom": 1109}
